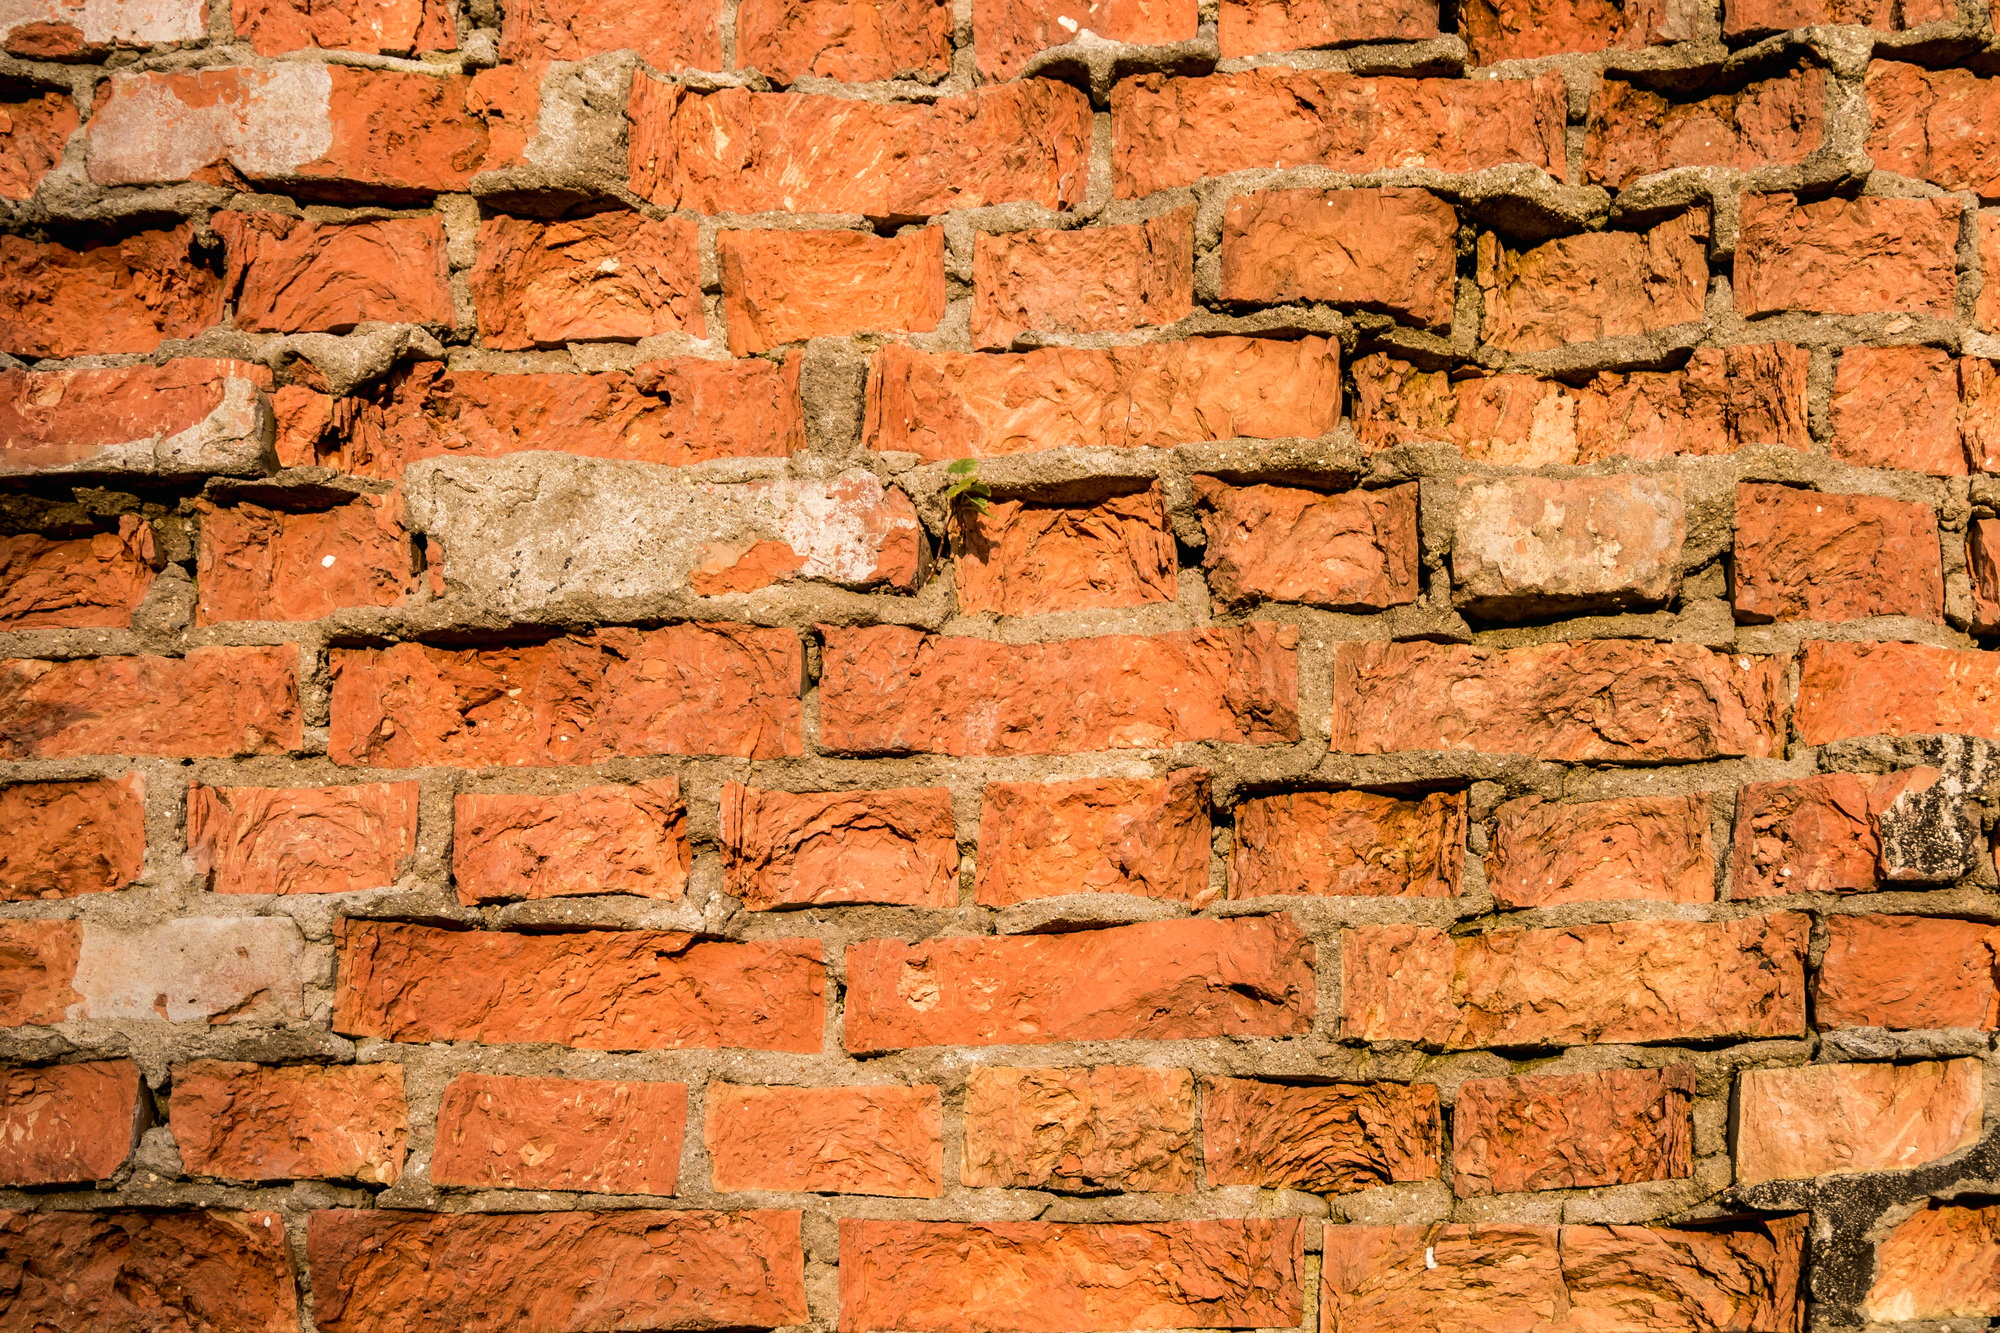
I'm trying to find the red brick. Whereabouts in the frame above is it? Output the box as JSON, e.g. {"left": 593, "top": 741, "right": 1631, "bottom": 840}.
{"left": 961, "top": 1066, "right": 1194, "bottom": 1192}
{"left": 0, "top": 1060, "right": 142, "bottom": 1185}
{"left": 328, "top": 626, "right": 802, "bottom": 766}
{"left": 334, "top": 920, "right": 825, "bottom": 1052}
{"left": 0, "top": 359, "right": 272, "bottom": 479}
{"left": 952, "top": 486, "right": 1177, "bottom": 615}
{"left": 1111, "top": 70, "right": 1565, "bottom": 197}
{"left": 844, "top": 916, "right": 1313, "bottom": 1051}
{"left": 974, "top": 0, "right": 1197, "bottom": 78}
{"left": 1867, "top": 61, "right": 2000, "bottom": 197}
{"left": 721, "top": 784, "right": 957, "bottom": 909}
{"left": 1863, "top": 1203, "right": 2000, "bottom": 1322}
{"left": 1322, "top": 1219, "right": 1805, "bottom": 1333}
{"left": 0, "top": 227, "right": 223, "bottom": 357}
{"left": 0, "top": 1210, "right": 297, "bottom": 1333}
{"left": 708, "top": 1083, "right": 943, "bottom": 1196}
{"left": 720, "top": 227, "right": 945, "bottom": 355}
{"left": 1734, "top": 192, "right": 1960, "bottom": 318}
{"left": 972, "top": 209, "right": 1194, "bottom": 348}
{"left": 1221, "top": 188, "right": 1457, "bottom": 332}
{"left": 500, "top": 0, "right": 721, "bottom": 66}
{"left": 1194, "top": 479, "right": 1417, "bottom": 612}
{"left": 1218, "top": 0, "right": 1439, "bottom": 56}
{"left": 1343, "top": 914, "right": 1808, "bottom": 1047}
{"left": 1827, "top": 346, "right": 1966, "bottom": 475}
{"left": 1488, "top": 794, "right": 1715, "bottom": 907}
{"left": 839, "top": 1219, "right": 1304, "bottom": 1333}
{"left": 819, "top": 622, "right": 1298, "bottom": 756}
{"left": 1452, "top": 1067, "right": 1694, "bottom": 1195}
{"left": 1584, "top": 68, "right": 1828, "bottom": 188}
{"left": 0, "top": 92, "right": 78, "bottom": 201}
{"left": 631, "top": 77, "right": 1092, "bottom": 216}
{"left": 1726, "top": 0, "right": 1947, "bottom": 33}
{"left": 1333, "top": 640, "right": 1784, "bottom": 762}
{"left": 195, "top": 495, "right": 412, "bottom": 624}
{"left": 1, "top": 0, "right": 205, "bottom": 54}
{"left": 188, "top": 781, "right": 418, "bottom": 896}
{"left": 0, "top": 919, "right": 79, "bottom": 1026}
{"left": 217, "top": 212, "right": 453, "bottom": 334}
{"left": 737, "top": 0, "right": 953, "bottom": 83}
{"left": 171, "top": 1061, "right": 407, "bottom": 1185}
{"left": 1733, "top": 484, "right": 1944, "bottom": 622}
{"left": 868, "top": 336, "right": 1341, "bottom": 460}
{"left": 471, "top": 212, "right": 699, "bottom": 350}
{"left": 0, "top": 776, "right": 146, "bottom": 900}
{"left": 308, "top": 1209, "right": 805, "bottom": 1333}
{"left": 283, "top": 360, "right": 800, "bottom": 476}
{"left": 1961, "top": 355, "right": 2000, "bottom": 472}
{"left": 453, "top": 780, "right": 689, "bottom": 905}
{"left": 233, "top": 0, "right": 456, "bottom": 54}
{"left": 1816, "top": 914, "right": 2000, "bottom": 1030}
{"left": 1462, "top": 0, "right": 1696, "bottom": 62}
{"left": 1794, "top": 640, "right": 2000, "bottom": 746}
{"left": 1230, "top": 790, "right": 1464, "bottom": 899}
{"left": 1972, "top": 516, "right": 2000, "bottom": 632}
{"left": 1202, "top": 1077, "right": 1440, "bottom": 1192}
{"left": 0, "top": 646, "right": 300, "bottom": 760}
{"left": 1478, "top": 212, "right": 1708, "bottom": 354}
{"left": 1736, "top": 1058, "right": 1982, "bottom": 1184}
{"left": 87, "top": 67, "right": 497, "bottom": 193}
{"left": 1982, "top": 213, "right": 2000, "bottom": 332}
{"left": 975, "top": 772, "right": 1212, "bottom": 906}
{"left": 431, "top": 1073, "right": 687, "bottom": 1195}
{"left": 1452, "top": 474, "right": 1686, "bottom": 615}
{"left": 0, "top": 520, "right": 155, "bottom": 628}
{"left": 464, "top": 62, "right": 541, "bottom": 168}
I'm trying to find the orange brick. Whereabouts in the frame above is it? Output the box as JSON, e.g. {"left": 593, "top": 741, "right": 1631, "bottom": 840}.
{"left": 972, "top": 209, "right": 1194, "bottom": 348}
{"left": 707, "top": 1084, "right": 942, "bottom": 1196}
{"left": 431, "top": 1074, "right": 688, "bottom": 1195}
{"left": 194, "top": 496, "right": 413, "bottom": 624}
{"left": 1229, "top": 790, "right": 1464, "bottom": 898}
{"left": 975, "top": 772, "right": 1212, "bottom": 906}
{"left": 188, "top": 782, "right": 418, "bottom": 896}
{"left": 952, "top": 486, "right": 1177, "bottom": 615}
{"left": 719, "top": 228, "right": 945, "bottom": 355}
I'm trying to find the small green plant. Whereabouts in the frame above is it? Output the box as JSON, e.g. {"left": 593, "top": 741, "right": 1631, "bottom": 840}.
{"left": 942, "top": 457, "right": 992, "bottom": 514}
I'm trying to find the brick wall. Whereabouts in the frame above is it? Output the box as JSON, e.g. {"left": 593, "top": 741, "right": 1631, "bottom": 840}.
{"left": 1, "top": 0, "right": 1998, "bottom": 1328}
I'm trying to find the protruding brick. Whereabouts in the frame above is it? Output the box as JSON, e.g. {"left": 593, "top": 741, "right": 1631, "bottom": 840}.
{"left": 975, "top": 772, "right": 1212, "bottom": 906}
{"left": 1794, "top": 640, "right": 2000, "bottom": 745}
{"left": 1734, "top": 483, "right": 1944, "bottom": 623}
{"left": 1488, "top": 794, "right": 1715, "bottom": 907}
{"left": 0, "top": 1210, "right": 298, "bottom": 1333}
{"left": 1343, "top": 914, "right": 1808, "bottom": 1048}
{"left": 431, "top": 1074, "right": 688, "bottom": 1195}
{"left": 454, "top": 780, "right": 689, "bottom": 904}
{"left": 1333, "top": 640, "right": 1784, "bottom": 761}
{"left": 1960, "top": 355, "right": 2000, "bottom": 472}
{"left": 1452, "top": 474, "right": 1686, "bottom": 616}
{"left": 329, "top": 626, "right": 802, "bottom": 766}
{"left": 707, "top": 1083, "right": 943, "bottom": 1196}
{"left": 195, "top": 495, "right": 413, "bottom": 624}
{"left": 1736, "top": 1058, "right": 1982, "bottom": 1185}
{"left": 1218, "top": 0, "right": 1439, "bottom": 57}
{"left": 1972, "top": 517, "right": 2000, "bottom": 632}
{"left": 1827, "top": 346, "right": 1966, "bottom": 475}
{"left": 1230, "top": 790, "right": 1464, "bottom": 899}
{"left": 217, "top": 213, "right": 453, "bottom": 334}
{"left": 171, "top": 1062, "right": 408, "bottom": 1185}
{"left": 0, "top": 520, "right": 155, "bottom": 628}
{"left": 632, "top": 77, "right": 1092, "bottom": 216}
{"left": 974, "top": 0, "right": 1197, "bottom": 78}
{"left": 1477, "top": 212, "right": 1709, "bottom": 354}
{"left": 1735, "top": 192, "right": 1960, "bottom": 317}
{"left": 0, "top": 920, "right": 80, "bottom": 1025}
{"left": 0, "top": 646, "right": 301, "bottom": 759}
{"left": 1729, "top": 772, "right": 1929, "bottom": 899}
{"left": 845, "top": 916, "right": 1313, "bottom": 1051}
{"left": 737, "top": 0, "right": 954, "bottom": 83}
{"left": 1110, "top": 70, "right": 1565, "bottom": 196}
{"left": 1202, "top": 1077, "right": 1440, "bottom": 1192}
{"left": 720, "top": 227, "right": 945, "bottom": 354}
{"left": 335, "top": 920, "right": 825, "bottom": 1051}
{"left": 1195, "top": 479, "right": 1419, "bottom": 612}
{"left": 1452, "top": 1067, "right": 1694, "bottom": 1195}
{"left": 839, "top": 1219, "right": 1304, "bottom": 1333}
{"left": 1863, "top": 1203, "right": 2000, "bottom": 1323}
{"left": 0, "top": 359, "right": 272, "bottom": 480}
{"left": 1584, "top": 68, "right": 1825, "bottom": 187}
{"left": 500, "top": 0, "right": 721, "bottom": 66}
{"left": 1982, "top": 214, "right": 2000, "bottom": 333}
{"left": 233, "top": 0, "right": 456, "bottom": 55}
{"left": 1463, "top": 0, "right": 1697, "bottom": 62}
{"left": 188, "top": 782, "right": 418, "bottom": 896}
{"left": 1867, "top": 62, "right": 2000, "bottom": 197}
{"left": 819, "top": 623, "right": 1298, "bottom": 756}
{"left": 0, "top": 0, "right": 206, "bottom": 55}
{"left": 952, "top": 486, "right": 1178, "bottom": 615}
{"left": 0, "top": 92, "right": 79, "bottom": 201}
{"left": 0, "top": 776, "right": 147, "bottom": 900}
{"left": 308, "top": 1209, "right": 806, "bottom": 1333}
{"left": 0, "top": 227, "right": 223, "bottom": 357}
{"left": 472, "top": 212, "right": 700, "bottom": 350}
{"left": 721, "top": 784, "right": 957, "bottom": 910}
{"left": 867, "top": 335, "right": 1341, "bottom": 460}
{"left": 961, "top": 1066, "right": 1194, "bottom": 1192}
{"left": 1726, "top": 0, "right": 1947, "bottom": 33}
{"left": 1816, "top": 914, "right": 2000, "bottom": 1030}
{"left": 70, "top": 918, "right": 306, "bottom": 1025}
{"left": 0, "top": 1060, "right": 142, "bottom": 1185}
{"left": 1220, "top": 188, "right": 1458, "bottom": 331}
{"left": 973, "top": 208, "right": 1194, "bottom": 348}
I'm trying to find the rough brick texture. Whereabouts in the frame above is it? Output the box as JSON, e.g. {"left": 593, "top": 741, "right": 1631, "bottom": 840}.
{"left": 975, "top": 772, "right": 1212, "bottom": 905}
{"left": 0, "top": 1060, "right": 143, "bottom": 1185}
{"left": 1202, "top": 1077, "right": 1440, "bottom": 1192}
{"left": 1452, "top": 1067, "right": 1694, "bottom": 1194}
{"left": 707, "top": 1083, "right": 943, "bottom": 1197}
{"left": 430, "top": 1073, "right": 686, "bottom": 1195}
{"left": 170, "top": 1061, "right": 408, "bottom": 1185}
{"left": 452, "top": 781, "right": 689, "bottom": 904}
{"left": 0, "top": 777, "right": 146, "bottom": 900}
{"left": 187, "top": 782, "right": 418, "bottom": 895}
{"left": 961, "top": 1065, "right": 1195, "bottom": 1192}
